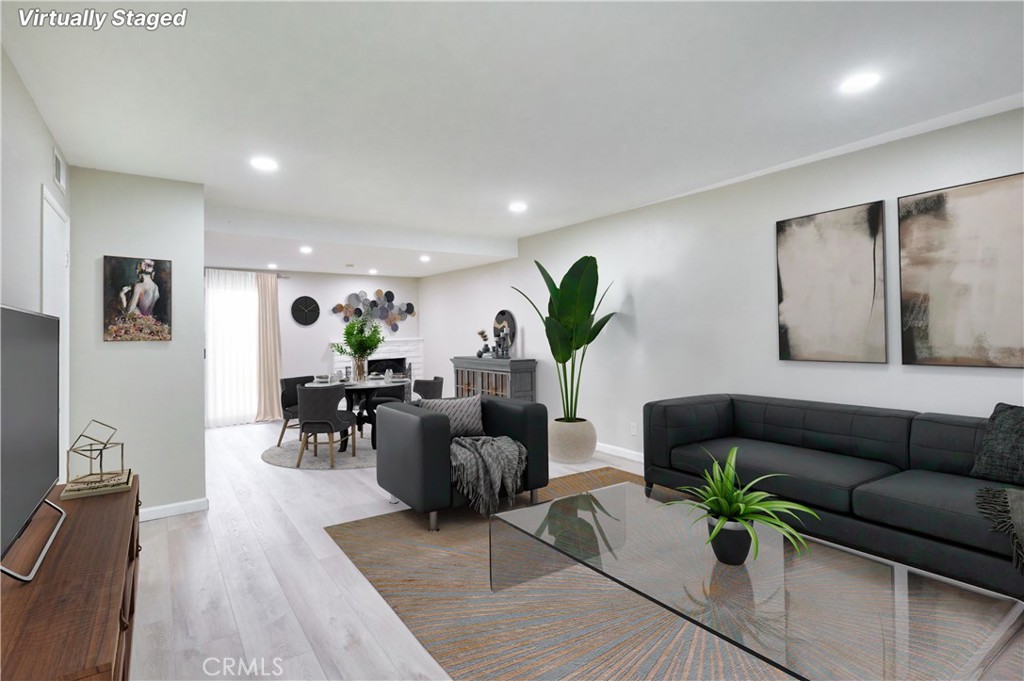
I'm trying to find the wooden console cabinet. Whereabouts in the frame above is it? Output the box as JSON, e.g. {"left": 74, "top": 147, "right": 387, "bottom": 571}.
{"left": 1, "top": 477, "right": 141, "bottom": 681}
{"left": 452, "top": 356, "right": 537, "bottom": 401}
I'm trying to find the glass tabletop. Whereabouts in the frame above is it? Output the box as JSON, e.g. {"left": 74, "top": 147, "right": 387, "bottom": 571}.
{"left": 489, "top": 482, "right": 1024, "bottom": 681}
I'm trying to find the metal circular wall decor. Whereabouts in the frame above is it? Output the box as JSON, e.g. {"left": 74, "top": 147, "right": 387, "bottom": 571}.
{"left": 493, "top": 309, "right": 516, "bottom": 346}
{"left": 332, "top": 289, "right": 415, "bottom": 332}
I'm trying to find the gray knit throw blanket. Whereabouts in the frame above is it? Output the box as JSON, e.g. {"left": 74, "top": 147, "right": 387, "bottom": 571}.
{"left": 977, "top": 487, "right": 1024, "bottom": 575}
{"left": 450, "top": 436, "right": 527, "bottom": 516}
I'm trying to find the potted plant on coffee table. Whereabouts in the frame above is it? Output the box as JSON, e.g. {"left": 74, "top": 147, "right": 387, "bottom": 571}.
{"left": 667, "top": 447, "right": 820, "bottom": 565}
{"left": 330, "top": 316, "right": 384, "bottom": 382}
{"left": 513, "top": 255, "right": 615, "bottom": 462}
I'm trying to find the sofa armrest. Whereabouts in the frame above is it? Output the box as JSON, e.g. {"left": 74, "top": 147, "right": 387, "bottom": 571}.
{"left": 644, "top": 395, "right": 734, "bottom": 470}
{"left": 482, "top": 396, "right": 549, "bottom": 492}
{"left": 376, "top": 402, "right": 452, "bottom": 513}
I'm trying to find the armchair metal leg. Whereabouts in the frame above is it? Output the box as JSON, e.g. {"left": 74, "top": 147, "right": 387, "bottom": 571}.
{"left": 276, "top": 419, "right": 290, "bottom": 447}
{"left": 388, "top": 495, "right": 400, "bottom": 504}
{"left": 428, "top": 511, "right": 439, "bottom": 532}
{"left": 644, "top": 483, "right": 654, "bottom": 498}
{"left": 530, "top": 489, "right": 540, "bottom": 505}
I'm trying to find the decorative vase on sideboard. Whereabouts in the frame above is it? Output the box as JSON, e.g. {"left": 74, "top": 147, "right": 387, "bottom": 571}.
{"left": 549, "top": 418, "right": 597, "bottom": 463}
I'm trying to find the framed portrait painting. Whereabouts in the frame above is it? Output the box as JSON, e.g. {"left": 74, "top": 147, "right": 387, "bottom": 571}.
{"left": 103, "top": 255, "right": 172, "bottom": 341}
{"left": 898, "top": 173, "right": 1023, "bottom": 367}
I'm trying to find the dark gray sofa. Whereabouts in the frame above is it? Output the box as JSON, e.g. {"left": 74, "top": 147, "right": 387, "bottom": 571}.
{"left": 376, "top": 395, "right": 548, "bottom": 530}
{"left": 644, "top": 394, "right": 1023, "bottom": 598}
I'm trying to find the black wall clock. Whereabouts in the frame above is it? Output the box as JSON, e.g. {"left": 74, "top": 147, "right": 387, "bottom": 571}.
{"left": 291, "top": 296, "right": 320, "bottom": 326}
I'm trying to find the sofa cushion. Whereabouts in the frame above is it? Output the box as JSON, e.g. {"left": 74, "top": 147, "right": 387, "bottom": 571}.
{"left": 730, "top": 395, "right": 915, "bottom": 469}
{"left": 853, "top": 470, "right": 1018, "bottom": 557}
{"left": 669, "top": 437, "right": 899, "bottom": 513}
{"left": 971, "top": 403, "right": 1024, "bottom": 485}
{"left": 910, "top": 413, "right": 986, "bottom": 475}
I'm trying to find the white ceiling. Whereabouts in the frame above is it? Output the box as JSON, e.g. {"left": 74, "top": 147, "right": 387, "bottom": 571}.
{"left": 4, "top": 1, "right": 1022, "bottom": 276}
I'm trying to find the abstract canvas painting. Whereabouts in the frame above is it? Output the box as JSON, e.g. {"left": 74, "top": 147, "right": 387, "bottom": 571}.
{"left": 777, "top": 201, "right": 886, "bottom": 362}
{"left": 898, "top": 173, "right": 1023, "bottom": 367}
{"left": 103, "top": 255, "right": 172, "bottom": 341}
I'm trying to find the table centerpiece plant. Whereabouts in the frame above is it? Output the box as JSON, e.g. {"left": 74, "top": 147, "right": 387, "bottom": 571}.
{"left": 512, "top": 255, "right": 615, "bottom": 462}
{"left": 666, "top": 447, "right": 820, "bottom": 565}
{"left": 330, "top": 316, "right": 384, "bottom": 382}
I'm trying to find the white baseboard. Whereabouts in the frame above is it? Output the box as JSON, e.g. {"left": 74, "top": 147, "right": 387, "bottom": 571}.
{"left": 140, "top": 497, "right": 209, "bottom": 522}
{"left": 595, "top": 441, "right": 643, "bottom": 463}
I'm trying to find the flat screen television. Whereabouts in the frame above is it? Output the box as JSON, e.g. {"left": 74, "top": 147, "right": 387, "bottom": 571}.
{"left": 1, "top": 306, "right": 60, "bottom": 558}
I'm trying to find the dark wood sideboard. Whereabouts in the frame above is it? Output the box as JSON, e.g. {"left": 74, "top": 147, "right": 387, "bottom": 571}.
{"left": 451, "top": 356, "right": 537, "bottom": 401}
{"left": 1, "top": 477, "right": 141, "bottom": 681}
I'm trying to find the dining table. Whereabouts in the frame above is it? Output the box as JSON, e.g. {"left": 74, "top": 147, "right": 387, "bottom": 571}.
{"left": 305, "top": 378, "right": 411, "bottom": 455}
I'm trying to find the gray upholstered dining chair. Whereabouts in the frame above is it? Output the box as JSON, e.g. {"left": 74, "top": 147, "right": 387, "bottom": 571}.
{"left": 277, "top": 375, "right": 314, "bottom": 446}
{"left": 360, "top": 383, "right": 406, "bottom": 449}
{"left": 296, "top": 385, "right": 357, "bottom": 468}
{"left": 413, "top": 376, "right": 444, "bottom": 399}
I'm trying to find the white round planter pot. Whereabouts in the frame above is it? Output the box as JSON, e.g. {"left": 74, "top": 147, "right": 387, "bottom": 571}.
{"left": 549, "top": 418, "right": 597, "bottom": 463}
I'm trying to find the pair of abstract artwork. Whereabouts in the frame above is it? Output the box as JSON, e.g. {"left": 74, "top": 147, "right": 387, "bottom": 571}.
{"left": 777, "top": 173, "right": 1023, "bottom": 368}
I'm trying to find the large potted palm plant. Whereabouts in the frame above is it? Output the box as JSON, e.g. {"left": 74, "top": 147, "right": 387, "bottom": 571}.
{"left": 513, "top": 255, "right": 615, "bottom": 462}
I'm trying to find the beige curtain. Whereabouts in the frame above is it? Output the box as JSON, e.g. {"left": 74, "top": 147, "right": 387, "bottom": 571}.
{"left": 255, "top": 273, "right": 283, "bottom": 421}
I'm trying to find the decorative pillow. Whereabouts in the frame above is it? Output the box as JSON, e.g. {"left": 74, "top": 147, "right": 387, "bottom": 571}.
{"left": 971, "top": 403, "right": 1024, "bottom": 485}
{"left": 418, "top": 395, "right": 485, "bottom": 437}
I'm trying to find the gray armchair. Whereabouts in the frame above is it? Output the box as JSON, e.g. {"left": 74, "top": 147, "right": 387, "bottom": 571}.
{"left": 376, "top": 395, "right": 548, "bottom": 530}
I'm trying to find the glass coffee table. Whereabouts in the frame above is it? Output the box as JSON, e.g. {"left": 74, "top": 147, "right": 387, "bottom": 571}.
{"left": 490, "top": 482, "right": 1023, "bottom": 680}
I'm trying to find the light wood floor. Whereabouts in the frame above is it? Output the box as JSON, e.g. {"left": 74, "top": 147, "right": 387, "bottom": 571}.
{"left": 131, "top": 421, "right": 643, "bottom": 680}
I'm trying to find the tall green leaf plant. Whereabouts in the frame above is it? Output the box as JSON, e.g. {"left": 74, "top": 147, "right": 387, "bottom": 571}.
{"left": 512, "top": 256, "right": 615, "bottom": 421}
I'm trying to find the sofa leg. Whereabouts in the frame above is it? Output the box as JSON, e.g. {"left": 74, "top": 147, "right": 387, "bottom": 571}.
{"left": 530, "top": 489, "right": 540, "bottom": 505}
{"left": 388, "top": 494, "right": 400, "bottom": 505}
{"left": 428, "top": 511, "right": 439, "bottom": 532}
{"left": 644, "top": 483, "right": 654, "bottom": 498}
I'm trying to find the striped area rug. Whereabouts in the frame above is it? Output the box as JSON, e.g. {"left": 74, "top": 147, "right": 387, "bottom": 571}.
{"left": 325, "top": 468, "right": 786, "bottom": 680}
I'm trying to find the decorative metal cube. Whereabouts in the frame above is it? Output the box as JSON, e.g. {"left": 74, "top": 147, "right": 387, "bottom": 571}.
{"left": 67, "top": 420, "right": 125, "bottom": 483}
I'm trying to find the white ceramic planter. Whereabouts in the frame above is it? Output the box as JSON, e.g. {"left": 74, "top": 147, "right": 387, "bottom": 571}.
{"left": 549, "top": 418, "right": 597, "bottom": 463}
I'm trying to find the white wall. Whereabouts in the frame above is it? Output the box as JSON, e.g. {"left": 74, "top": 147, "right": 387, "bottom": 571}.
{"left": 69, "top": 168, "right": 206, "bottom": 513}
{"left": 1, "top": 49, "right": 70, "bottom": 310}
{"left": 276, "top": 271, "right": 420, "bottom": 378}
{"left": 420, "top": 110, "right": 1024, "bottom": 455}
{"left": 2, "top": 49, "right": 73, "bottom": 463}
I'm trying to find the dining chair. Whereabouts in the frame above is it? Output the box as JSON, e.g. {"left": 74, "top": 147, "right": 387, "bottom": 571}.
{"left": 413, "top": 376, "right": 444, "bottom": 399}
{"left": 277, "top": 375, "right": 314, "bottom": 446}
{"left": 295, "top": 385, "right": 357, "bottom": 468}
{"left": 359, "top": 383, "right": 406, "bottom": 450}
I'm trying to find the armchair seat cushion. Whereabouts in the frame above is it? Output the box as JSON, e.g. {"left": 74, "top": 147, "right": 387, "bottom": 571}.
{"left": 670, "top": 437, "right": 898, "bottom": 513}
{"left": 853, "top": 470, "right": 1018, "bottom": 557}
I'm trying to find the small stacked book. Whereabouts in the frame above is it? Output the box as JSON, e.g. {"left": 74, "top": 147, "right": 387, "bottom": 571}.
{"left": 60, "top": 469, "right": 134, "bottom": 500}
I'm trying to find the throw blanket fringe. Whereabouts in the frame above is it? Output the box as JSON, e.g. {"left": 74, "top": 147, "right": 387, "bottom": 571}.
{"left": 450, "top": 436, "right": 527, "bottom": 517}
{"left": 977, "top": 487, "right": 1024, "bottom": 575}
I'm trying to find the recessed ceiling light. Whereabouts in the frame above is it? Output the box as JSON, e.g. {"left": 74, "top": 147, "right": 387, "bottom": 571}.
{"left": 250, "top": 156, "right": 279, "bottom": 171}
{"left": 419, "top": 255, "right": 431, "bottom": 263}
{"left": 839, "top": 72, "right": 881, "bottom": 95}
{"left": 267, "top": 263, "right": 278, "bottom": 270}
{"left": 299, "top": 246, "right": 313, "bottom": 254}
{"left": 509, "top": 201, "right": 528, "bottom": 213}
{"left": 369, "top": 268, "right": 378, "bottom": 275}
